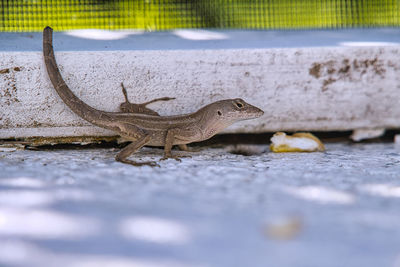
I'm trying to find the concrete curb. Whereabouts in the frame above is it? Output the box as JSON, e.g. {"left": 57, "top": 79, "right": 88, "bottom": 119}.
{"left": 1, "top": 30, "right": 400, "bottom": 141}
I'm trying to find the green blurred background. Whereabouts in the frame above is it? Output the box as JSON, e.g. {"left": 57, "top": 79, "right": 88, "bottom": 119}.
{"left": 1, "top": 0, "right": 399, "bottom": 32}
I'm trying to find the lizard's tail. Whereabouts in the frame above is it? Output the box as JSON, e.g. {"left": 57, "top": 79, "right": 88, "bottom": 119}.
{"left": 42, "top": 26, "right": 116, "bottom": 130}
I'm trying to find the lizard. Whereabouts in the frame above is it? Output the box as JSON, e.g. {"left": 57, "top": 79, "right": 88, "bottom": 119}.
{"left": 42, "top": 26, "right": 264, "bottom": 167}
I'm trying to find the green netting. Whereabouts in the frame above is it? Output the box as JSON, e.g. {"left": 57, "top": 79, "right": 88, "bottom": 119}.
{"left": 1, "top": 0, "right": 399, "bottom": 32}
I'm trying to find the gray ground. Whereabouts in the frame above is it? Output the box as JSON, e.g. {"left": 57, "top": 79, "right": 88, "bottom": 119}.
{"left": 1, "top": 143, "right": 400, "bottom": 267}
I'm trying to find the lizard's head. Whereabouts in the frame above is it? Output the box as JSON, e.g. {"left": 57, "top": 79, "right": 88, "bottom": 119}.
{"left": 212, "top": 98, "right": 264, "bottom": 122}
{"left": 198, "top": 98, "right": 264, "bottom": 140}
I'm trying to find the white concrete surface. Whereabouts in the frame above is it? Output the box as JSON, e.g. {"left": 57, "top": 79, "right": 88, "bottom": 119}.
{"left": 1, "top": 143, "right": 400, "bottom": 267}
{"left": 1, "top": 29, "right": 400, "bottom": 141}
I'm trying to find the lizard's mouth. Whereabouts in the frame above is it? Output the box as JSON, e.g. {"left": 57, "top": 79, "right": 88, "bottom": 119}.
{"left": 245, "top": 105, "right": 264, "bottom": 119}
{"left": 229, "top": 106, "right": 264, "bottom": 120}
{"left": 254, "top": 108, "right": 264, "bottom": 117}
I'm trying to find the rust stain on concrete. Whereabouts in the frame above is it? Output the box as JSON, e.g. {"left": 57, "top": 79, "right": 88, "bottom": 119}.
{"left": 310, "top": 57, "right": 387, "bottom": 91}
{"left": 309, "top": 63, "right": 321, "bottom": 78}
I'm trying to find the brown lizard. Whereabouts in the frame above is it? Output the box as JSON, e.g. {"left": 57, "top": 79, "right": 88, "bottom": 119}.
{"left": 42, "top": 26, "right": 264, "bottom": 167}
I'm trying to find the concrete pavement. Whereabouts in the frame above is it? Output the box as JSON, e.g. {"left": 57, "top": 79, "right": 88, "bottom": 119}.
{"left": 0, "top": 143, "right": 400, "bottom": 267}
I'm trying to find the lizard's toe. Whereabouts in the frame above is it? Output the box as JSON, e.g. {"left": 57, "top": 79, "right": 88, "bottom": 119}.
{"left": 160, "top": 156, "right": 182, "bottom": 162}
{"left": 148, "top": 161, "right": 161, "bottom": 167}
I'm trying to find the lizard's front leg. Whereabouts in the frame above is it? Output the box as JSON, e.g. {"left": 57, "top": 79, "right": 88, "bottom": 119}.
{"left": 161, "top": 129, "right": 182, "bottom": 162}
{"left": 178, "top": 144, "right": 201, "bottom": 153}
{"left": 119, "top": 83, "right": 175, "bottom": 115}
{"left": 178, "top": 144, "right": 189, "bottom": 151}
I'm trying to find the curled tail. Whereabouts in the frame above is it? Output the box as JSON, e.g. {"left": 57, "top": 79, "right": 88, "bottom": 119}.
{"left": 42, "top": 26, "right": 116, "bottom": 130}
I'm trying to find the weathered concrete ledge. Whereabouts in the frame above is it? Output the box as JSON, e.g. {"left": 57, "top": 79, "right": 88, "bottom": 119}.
{"left": 1, "top": 29, "right": 400, "bottom": 141}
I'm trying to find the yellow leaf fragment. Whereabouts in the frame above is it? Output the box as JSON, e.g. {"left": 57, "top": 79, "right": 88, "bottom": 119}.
{"left": 270, "top": 132, "right": 325, "bottom": 152}
{"left": 264, "top": 217, "right": 303, "bottom": 241}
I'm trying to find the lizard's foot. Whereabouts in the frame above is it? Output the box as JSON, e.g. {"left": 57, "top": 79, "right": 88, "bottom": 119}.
{"left": 185, "top": 148, "right": 202, "bottom": 153}
{"left": 160, "top": 155, "right": 182, "bottom": 162}
{"left": 116, "top": 158, "right": 160, "bottom": 167}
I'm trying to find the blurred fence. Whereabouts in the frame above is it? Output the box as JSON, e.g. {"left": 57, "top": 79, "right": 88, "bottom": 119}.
{"left": 0, "top": 0, "right": 399, "bottom": 31}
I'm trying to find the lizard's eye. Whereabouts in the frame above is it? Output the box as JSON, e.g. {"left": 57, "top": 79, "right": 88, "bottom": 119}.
{"left": 236, "top": 102, "right": 244, "bottom": 108}
{"left": 217, "top": 110, "right": 222, "bottom": 116}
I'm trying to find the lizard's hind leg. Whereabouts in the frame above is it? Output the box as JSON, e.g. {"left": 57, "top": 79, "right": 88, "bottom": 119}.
{"left": 119, "top": 83, "right": 175, "bottom": 116}
{"left": 116, "top": 135, "right": 159, "bottom": 167}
